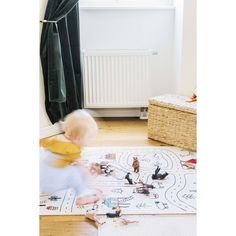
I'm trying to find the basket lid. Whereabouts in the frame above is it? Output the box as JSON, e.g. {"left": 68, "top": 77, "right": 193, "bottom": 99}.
{"left": 149, "top": 94, "right": 197, "bottom": 114}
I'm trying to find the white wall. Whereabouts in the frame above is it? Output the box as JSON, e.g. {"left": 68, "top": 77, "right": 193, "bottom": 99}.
{"left": 175, "top": 0, "right": 196, "bottom": 96}
{"left": 180, "top": 0, "right": 196, "bottom": 96}
{"left": 174, "top": 0, "right": 183, "bottom": 93}
{"left": 80, "top": 8, "right": 176, "bottom": 97}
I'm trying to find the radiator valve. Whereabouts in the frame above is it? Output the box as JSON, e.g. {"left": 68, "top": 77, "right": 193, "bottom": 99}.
{"left": 140, "top": 107, "right": 148, "bottom": 120}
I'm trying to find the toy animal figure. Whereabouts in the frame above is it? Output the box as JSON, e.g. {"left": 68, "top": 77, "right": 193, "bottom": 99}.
{"left": 105, "top": 153, "right": 116, "bottom": 160}
{"left": 132, "top": 157, "right": 140, "bottom": 173}
{"left": 103, "top": 166, "right": 114, "bottom": 176}
{"left": 106, "top": 207, "right": 122, "bottom": 218}
{"left": 100, "top": 162, "right": 114, "bottom": 176}
{"left": 151, "top": 166, "right": 168, "bottom": 180}
{"left": 120, "top": 218, "right": 139, "bottom": 225}
{"left": 48, "top": 196, "right": 61, "bottom": 201}
{"left": 136, "top": 186, "right": 150, "bottom": 195}
{"left": 154, "top": 166, "right": 161, "bottom": 176}
{"left": 40, "top": 110, "right": 99, "bottom": 205}
{"left": 180, "top": 159, "right": 197, "bottom": 169}
{"left": 139, "top": 180, "right": 155, "bottom": 189}
{"left": 125, "top": 172, "right": 133, "bottom": 185}
{"left": 85, "top": 209, "right": 106, "bottom": 227}
{"left": 90, "top": 162, "right": 114, "bottom": 176}
{"left": 187, "top": 88, "right": 197, "bottom": 102}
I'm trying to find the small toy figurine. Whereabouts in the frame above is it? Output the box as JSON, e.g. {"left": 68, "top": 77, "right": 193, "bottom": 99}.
{"left": 99, "top": 161, "right": 109, "bottom": 170}
{"left": 85, "top": 209, "right": 106, "bottom": 227}
{"left": 132, "top": 157, "right": 140, "bottom": 173}
{"left": 100, "top": 162, "right": 114, "bottom": 176}
{"left": 90, "top": 162, "right": 114, "bottom": 176}
{"left": 136, "top": 186, "right": 150, "bottom": 195}
{"left": 154, "top": 166, "right": 161, "bottom": 176}
{"left": 134, "top": 180, "right": 154, "bottom": 195}
{"left": 105, "top": 153, "right": 116, "bottom": 160}
{"left": 46, "top": 206, "right": 58, "bottom": 210}
{"left": 138, "top": 180, "right": 155, "bottom": 189}
{"left": 48, "top": 196, "right": 61, "bottom": 201}
{"left": 120, "top": 218, "right": 139, "bottom": 225}
{"left": 181, "top": 159, "right": 197, "bottom": 169}
{"left": 103, "top": 165, "right": 114, "bottom": 176}
{"left": 106, "top": 207, "right": 122, "bottom": 218}
{"left": 186, "top": 88, "right": 197, "bottom": 102}
{"left": 152, "top": 166, "right": 168, "bottom": 180}
{"left": 125, "top": 172, "right": 133, "bottom": 185}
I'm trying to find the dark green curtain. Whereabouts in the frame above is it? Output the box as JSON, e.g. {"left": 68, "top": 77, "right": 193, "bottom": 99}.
{"left": 40, "top": 0, "right": 82, "bottom": 124}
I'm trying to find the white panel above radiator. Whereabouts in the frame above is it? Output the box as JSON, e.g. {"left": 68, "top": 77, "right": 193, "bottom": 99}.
{"left": 82, "top": 50, "right": 152, "bottom": 108}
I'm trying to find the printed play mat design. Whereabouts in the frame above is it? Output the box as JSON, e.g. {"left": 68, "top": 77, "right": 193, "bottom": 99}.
{"left": 40, "top": 146, "right": 196, "bottom": 215}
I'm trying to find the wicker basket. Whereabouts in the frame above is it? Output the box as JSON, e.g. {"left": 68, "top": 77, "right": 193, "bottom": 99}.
{"left": 148, "top": 94, "right": 197, "bottom": 151}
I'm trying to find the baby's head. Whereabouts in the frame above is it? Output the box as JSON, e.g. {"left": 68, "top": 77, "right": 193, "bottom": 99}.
{"left": 63, "top": 110, "right": 98, "bottom": 147}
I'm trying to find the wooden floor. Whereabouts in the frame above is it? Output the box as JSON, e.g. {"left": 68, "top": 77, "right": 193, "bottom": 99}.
{"left": 40, "top": 118, "right": 166, "bottom": 236}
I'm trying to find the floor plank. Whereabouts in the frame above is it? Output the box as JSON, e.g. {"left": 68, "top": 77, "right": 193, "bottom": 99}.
{"left": 90, "top": 118, "right": 166, "bottom": 147}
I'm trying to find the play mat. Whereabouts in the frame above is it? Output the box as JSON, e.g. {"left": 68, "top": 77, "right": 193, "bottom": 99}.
{"left": 40, "top": 146, "right": 196, "bottom": 215}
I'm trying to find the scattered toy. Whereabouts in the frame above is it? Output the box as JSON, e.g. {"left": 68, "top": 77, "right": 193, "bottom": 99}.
{"left": 120, "top": 218, "right": 139, "bottom": 225}
{"left": 138, "top": 180, "right": 155, "bottom": 189}
{"left": 105, "top": 153, "right": 116, "bottom": 160}
{"left": 155, "top": 201, "right": 169, "bottom": 210}
{"left": 90, "top": 162, "right": 114, "bottom": 176}
{"left": 135, "top": 180, "right": 154, "bottom": 195}
{"left": 46, "top": 206, "right": 58, "bottom": 210}
{"left": 99, "top": 161, "right": 109, "bottom": 170}
{"left": 48, "top": 196, "right": 61, "bottom": 201}
{"left": 181, "top": 159, "right": 197, "bottom": 169}
{"left": 152, "top": 172, "right": 168, "bottom": 180}
{"left": 99, "top": 162, "right": 114, "bottom": 176}
{"left": 103, "top": 166, "right": 114, "bottom": 176}
{"left": 135, "top": 186, "right": 150, "bottom": 195}
{"left": 154, "top": 166, "right": 161, "bottom": 175}
{"left": 149, "top": 193, "right": 159, "bottom": 199}
{"left": 85, "top": 209, "right": 106, "bottom": 227}
{"left": 106, "top": 207, "right": 122, "bottom": 218}
{"left": 132, "top": 157, "right": 140, "bottom": 173}
{"left": 186, "top": 90, "right": 197, "bottom": 102}
{"left": 125, "top": 172, "right": 133, "bottom": 185}
{"left": 152, "top": 166, "right": 168, "bottom": 180}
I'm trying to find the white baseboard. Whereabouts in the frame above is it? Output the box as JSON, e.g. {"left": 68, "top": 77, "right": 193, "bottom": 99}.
{"left": 40, "top": 123, "right": 63, "bottom": 139}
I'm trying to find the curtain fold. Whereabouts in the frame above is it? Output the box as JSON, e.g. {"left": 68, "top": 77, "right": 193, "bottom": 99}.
{"left": 40, "top": 0, "right": 82, "bottom": 124}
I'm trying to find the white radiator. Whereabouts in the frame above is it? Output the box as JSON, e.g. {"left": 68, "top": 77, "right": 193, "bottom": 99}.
{"left": 82, "top": 50, "right": 152, "bottom": 108}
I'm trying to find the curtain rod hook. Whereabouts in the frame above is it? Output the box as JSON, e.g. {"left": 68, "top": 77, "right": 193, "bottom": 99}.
{"left": 40, "top": 20, "right": 57, "bottom": 23}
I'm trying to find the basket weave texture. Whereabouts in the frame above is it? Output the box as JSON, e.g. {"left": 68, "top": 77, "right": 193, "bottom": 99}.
{"left": 148, "top": 94, "right": 197, "bottom": 151}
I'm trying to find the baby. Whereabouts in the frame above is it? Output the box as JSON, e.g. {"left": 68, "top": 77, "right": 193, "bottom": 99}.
{"left": 40, "top": 110, "right": 100, "bottom": 204}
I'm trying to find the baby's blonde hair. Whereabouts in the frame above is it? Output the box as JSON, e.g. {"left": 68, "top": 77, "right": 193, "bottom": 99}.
{"left": 63, "top": 110, "right": 98, "bottom": 146}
